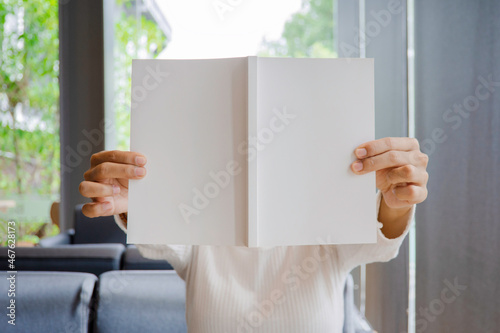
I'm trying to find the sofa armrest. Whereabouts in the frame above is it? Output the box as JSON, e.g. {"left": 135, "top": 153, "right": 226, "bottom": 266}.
{"left": 0, "top": 271, "right": 97, "bottom": 333}
{"left": 38, "top": 229, "right": 75, "bottom": 247}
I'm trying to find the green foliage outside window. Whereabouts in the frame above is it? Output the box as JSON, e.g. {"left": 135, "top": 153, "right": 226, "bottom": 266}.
{"left": 0, "top": 0, "right": 60, "bottom": 197}
{"left": 0, "top": 0, "right": 60, "bottom": 244}
{"left": 113, "top": 0, "right": 168, "bottom": 150}
{"left": 259, "top": 0, "right": 337, "bottom": 58}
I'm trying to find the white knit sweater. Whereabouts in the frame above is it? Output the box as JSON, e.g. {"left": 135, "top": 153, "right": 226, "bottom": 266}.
{"left": 116, "top": 192, "right": 414, "bottom": 333}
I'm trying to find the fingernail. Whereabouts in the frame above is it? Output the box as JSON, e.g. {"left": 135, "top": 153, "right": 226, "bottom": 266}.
{"left": 353, "top": 161, "right": 363, "bottom": 172}
{"left": 113, "top": 185, "right": 120, "bottom": 194}
{"left": 135, "top": 156, "right": 146, "bottom": 165}
{"left": 135, "top": 167, "right": 146, "bottom": 176}
{"left": 356, "top": 148, "right": 367, "bottom": 158}
{"left": 102, "top": 202, "right": 112, "bottom": 211}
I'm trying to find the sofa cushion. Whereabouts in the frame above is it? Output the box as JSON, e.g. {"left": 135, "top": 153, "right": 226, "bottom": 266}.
{"left": 0, "top": 271, "right": 97, "bottom": 333}
{"left": 38, "top": 228, "right": 75, "bottom": 247}
{"left": 122, "top": 245, "right": 173, "bottom": 270}
{"left": 96, "top": 270, "right": 186, "bottom": 333}
{"left": 0, "top": 244, "right": 125, "bottom": 276}
{"left": 74, "top": 204, "right": 126, "bottom": 245}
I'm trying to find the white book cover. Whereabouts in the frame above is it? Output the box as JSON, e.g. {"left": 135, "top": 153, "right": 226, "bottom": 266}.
{"left": 127, "top": 57, "right": 376, "bottom": 247}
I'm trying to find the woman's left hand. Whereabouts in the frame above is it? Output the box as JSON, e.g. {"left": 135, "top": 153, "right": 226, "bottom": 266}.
{"left": 351, "top": 137, "right": 429, "bottom": 210}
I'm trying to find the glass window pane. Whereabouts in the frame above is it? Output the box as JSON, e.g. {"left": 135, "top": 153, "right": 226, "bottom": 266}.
{"left": 0, "top": 0, "right": 60, "bottom": 246}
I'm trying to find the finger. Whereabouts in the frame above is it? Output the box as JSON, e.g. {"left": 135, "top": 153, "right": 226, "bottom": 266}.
{"left": 410, "top": 151, "right": 429, "bottom": 168}
{"left": 84, "top": 162, "right": 146, "bottom": 181}
{"left": 352, "top": 151, "right": 412, "bottom": 174}
{"left": 91, "top": 150, "right": 147, "bottom": 168}
{"left": 386, "top": 165, "right": 429, "bottom": 186}
{"left": 355, "top": 137, "right": 420, "bottom": 159}
{"left": 81, "top": 201, "right": 114, "bottom": 218}
{"left": 393, "top": 185, "right": 428, "bottom": 203}
{"left": 79, "top": 181, "right": 120, "bottom": 198}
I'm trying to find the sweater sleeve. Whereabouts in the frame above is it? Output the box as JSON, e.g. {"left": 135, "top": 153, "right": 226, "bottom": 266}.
{"left": 114, "top": 214, "right": 193, "bottom": 280}
{"left": 335, "top": 191, "right": 415, "bottom": 273}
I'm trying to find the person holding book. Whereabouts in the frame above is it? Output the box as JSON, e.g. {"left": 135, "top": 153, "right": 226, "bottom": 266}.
{"left": 79, "top": 137, "right": 428, "bottom": 332}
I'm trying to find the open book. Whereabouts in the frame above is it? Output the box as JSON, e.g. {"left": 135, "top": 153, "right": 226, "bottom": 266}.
{"left": 127, "top": 57, "right": 376, "bottom": 247}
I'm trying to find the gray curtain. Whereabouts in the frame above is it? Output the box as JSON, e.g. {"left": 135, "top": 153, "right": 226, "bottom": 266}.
{"left": 415, "top": 1, "right": 500, "bottom": 332}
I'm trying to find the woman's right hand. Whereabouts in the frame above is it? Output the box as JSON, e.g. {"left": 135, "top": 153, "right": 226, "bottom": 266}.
{"left": 79, "top": 150, "right": 147, "bottom": 217}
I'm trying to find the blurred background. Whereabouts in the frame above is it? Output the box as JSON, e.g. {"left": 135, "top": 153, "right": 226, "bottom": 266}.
{"left": 0, "top": 0, "right": 498, "bottom": 332}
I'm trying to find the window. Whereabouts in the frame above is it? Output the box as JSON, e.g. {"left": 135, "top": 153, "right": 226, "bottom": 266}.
{"left": 107, "top": 0, "right": 170, "bottom": 151}
{"left": 0, "top": 0, "right": 60, "bottom": 245}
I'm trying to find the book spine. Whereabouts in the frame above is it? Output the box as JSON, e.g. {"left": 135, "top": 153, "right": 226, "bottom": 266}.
{"left": 247, "top": 56, "right": 258, "bottom": 247}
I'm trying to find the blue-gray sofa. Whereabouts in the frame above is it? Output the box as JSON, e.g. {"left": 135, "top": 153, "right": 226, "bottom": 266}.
{"left": 0, "top": 270, "right": 372, "bottom": 333}
{"left": 0, "top": 205, "right": 374, "bottom": 332}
